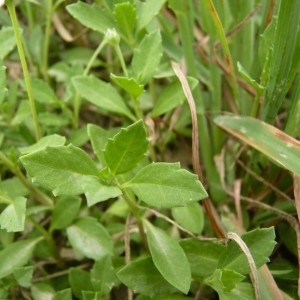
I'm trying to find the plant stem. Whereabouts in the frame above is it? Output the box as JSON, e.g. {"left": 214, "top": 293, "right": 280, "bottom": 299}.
{"left": 42, "top": 0, "right": 53, "bottom": 82}
{"left": 122, "top": 189, "right": 148, "bottom": 249}
{"left": 6, "top": 0, "right": 41, "bottom": 141}
{"left": 84, "top": 40, "right": 107, "bottom": 76}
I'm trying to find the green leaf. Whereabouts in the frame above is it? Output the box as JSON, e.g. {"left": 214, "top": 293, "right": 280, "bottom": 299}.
{"left": 144, "top": 220, "right": 191, "bottom": 294}
{"left": 110, "top": 74, "right": 144, "bottom": 98}
{"left": 218, "top": 227, "right": 276, "bottom": 274}
{"left": 0, "top": 238, "right": 41, "bottom": 279}
{"left": 237, "top": 62, "right": 264, "bottom": 93}
{"left": 66, "top": 2, "right": 115, "bottom": 34}
{"left": 171, "top": 203, "right": 204, "bottom": 234}
{"left": 13, "top": 266, "right": 33, "bottom": 288}
{"left": 0, "top": 27, "right": 17, "bottom": 59}
{"left": 205, "top": 269, "right": 254, "bottom": 300}
{"left": 104, "top": 120, "right": 148, "bottom": 175}
{"left": 69, "top": 268, "right": 94, "bottom": 299}
{"left": 152, "top": 77, "right": 198, "bottom": 117}
{"left": 20, "top": 145, "right": 100, "bottom": 196}
{"left": 31, "top": 283, "right": 55, "bottom": 300}
{"left": 53, "top": 289, "right": 72, "bottom": 300}
{"left": 84, "top": 177, "right": 122, "bottom": 207}
{"left": 72, "top": 75, "right": 135, "bottom": 120}
{"left": 31, "top": 78, "right": 60, "bottom": 104}
{"left": 50, "top": 196, "right": 81, "bottom": 231}
{"left": 0, "top": 60, "right": 6, "bottom": 104}
{"left": 87, "top": 124, "right": 120, "bottom": 165}
{"left": 20, "top": 134, "right": 66, "bottom": 155}
{"left": 118, "top": 256, "right": 176, "bottom": 296}
{"left": 113, "top": 2, "right": 136, "bottom": 38}
{"left": 180, "top": 238, "right": 226, "bottom": 278}
{"left": 205, "top": 269, "right": 245, "bottom": 292}
{"left": 0, "top": 197, "right": 27, "bottom": 232}
{"left": 91, "top": 256, "right": 116, "bottom": 295}
{"left": 0, "top": 177, "right": 28, "bottom": 199}
{"left": 137, "top": 295, "right": 192, "bottom": 300}
{"left": 262, "top": 0, "right": 300, "bottom": 123}
{"left": 214, "top": 116, "right": 300, "bottom": 176}
{"left": 136, "top": 0, "right": 166, "bottom": 31}
{"left": 132, "top": 30, "right": 162, "bottom": 84}
{"left": 66, "top": 217, "right": 113, "bottom": 261}
{"left": 123, "top": 162, "right": 207, "bottom": 208}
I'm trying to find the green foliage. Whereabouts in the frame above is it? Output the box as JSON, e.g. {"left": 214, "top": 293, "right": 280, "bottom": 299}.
{"left": 0, "top": 0, "right": 298, "bottom": 299}
{"left": 144, "top": 220, "right": 191, "bottom": 294}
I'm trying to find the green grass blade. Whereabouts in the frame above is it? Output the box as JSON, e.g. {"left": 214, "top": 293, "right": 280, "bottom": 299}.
{"left": 262, "top": 0, "right": 300, "bottom": 123}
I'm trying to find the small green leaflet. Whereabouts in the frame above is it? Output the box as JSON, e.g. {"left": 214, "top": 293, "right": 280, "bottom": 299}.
{"left": 0, "top": 27, "right": 18, "bottom": 59}
{"left": 20, "top": 145, "right": 100, "bottom": 196}
{"left": 123, "top": 162, "right": 207, "bottom": 208}
{"left": 72, "top": 75, "right": 135, "bottom": 121}
{"left": 66, "top": 217, "right": 113, "bottom": 261}
{"left": 110, "top": 74, "right": 144, "bottom": 98}
{"left": 144, "top": 220, "right": 191, "bottom": 294}
{"left": 0, "top": 237, "right": 42, "bottom": 279}
{"left": 132, "top": 30, "right": 162, "bottom": 84}
{"left": 104, "top": 120, "right": 148, "bottom": 175}
{"left": 0, "top": 196, "right": 27, "bottom": 232}
{"left": 117, "top": 256, "right": 176, "bottom": 296}
{"left": 67, "top": 2, "right": 115, "bottom": 34}
{"left": 113, "top": 2, "right": 136, "bottom": 38}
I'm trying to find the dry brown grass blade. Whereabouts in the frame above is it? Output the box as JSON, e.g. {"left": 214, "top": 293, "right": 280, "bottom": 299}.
{"left": 227, "top": 231, "right": 260, "bottom": 300}
{"left": 171, "top": 61, "right": 225, "bottom": 239}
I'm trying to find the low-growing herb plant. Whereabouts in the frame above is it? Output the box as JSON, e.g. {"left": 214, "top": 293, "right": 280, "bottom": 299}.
{"left": 0, "top": 0, "right": 299, "bottom": 299}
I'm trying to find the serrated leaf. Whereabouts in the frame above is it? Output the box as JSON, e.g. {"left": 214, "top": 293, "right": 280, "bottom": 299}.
{"left": 66, "top": 217, "right": 113, "bottom": 261}
{"left": 13, "top": 266, "right": 33, "bottom": 288}
{"left": 91, "top": 256, "right": 116, "bottom": 295}
{"left": 205, "top": 269, "right": 245, "bottom": 293}
{"left": 0, "top": 238, "right": 41, "bottom": 279}
{"left": 218, "top": 227, "right": 276, "bottom": 274}
{"left": 104, "top": 120, "right": 148, "bottom": 175}
{"left": 136, "top": 0, "right": 166, "bottom": 31}
{"left": 0, "top": 27, "right": 17, "bottom": 59}
{"left": 20, "top": 134, "right": 66, "bottom": 155}
{"left": 117, "top": 256, "right": 176, "bottom": 296}
{"left": 132, "top": 30, "right": 162, "bottom": 84}
{"left": 123, "top": 162, "right": 207, "bottom": 208}
{"left": 180, "top": 238, "right": 226, "bottom": 278}
{"left": 0, "top": 197, "right": 27, "bottom": 232}
{"left": 110, "top": 74, "right": 144, "bottom": 98}
{"left": 152, "top": 77, "right": 198, "bottom": 117}
{"left": 144, "top": 220, "right": 191, "bottom": 294}
{"left": 171, "top": 203, "right": 204, "bottom": 234}
{"left": 72, "top": 75, "right": 135, "bottom": 120}
{"left": 84, "top": 177, "right": 122, "bottom": 207}
{"left": 50, "top": 196, "right": 81, "bottom": 231}
{"left": 67, "top": 2, "right": 115, "bottom": 34}
{"left": 214, "top": 116, "right": 300, "bottom": 176}
{"left": 87, "top": 124, "right": 119, "bottom": 165}
{"left": 113, "top": 2, "right": 136, "bottom": 38}
{"left": 205, "top": 269, "right": 250, "bottom": 300}
{"left": 20, "top": 145, "right": 100, "bottom": 196}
